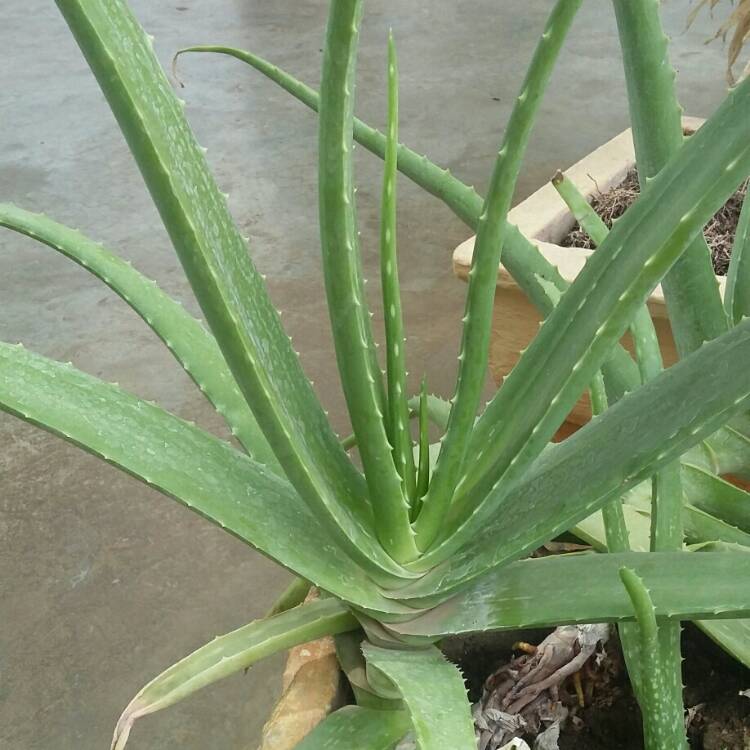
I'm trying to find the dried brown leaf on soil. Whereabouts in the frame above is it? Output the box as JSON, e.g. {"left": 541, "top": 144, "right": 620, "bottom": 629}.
{"left": 473, "top": 625, "right": 609, "bottom": 750}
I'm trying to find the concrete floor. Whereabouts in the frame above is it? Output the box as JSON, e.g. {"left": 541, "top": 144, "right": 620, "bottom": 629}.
{"left": 0, "top": 1, "right": 733, "bottom": 748}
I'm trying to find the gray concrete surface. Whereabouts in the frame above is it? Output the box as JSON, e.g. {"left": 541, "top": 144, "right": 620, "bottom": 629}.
{"left": 0, "top": 1, "right": 733, "bottom": 748}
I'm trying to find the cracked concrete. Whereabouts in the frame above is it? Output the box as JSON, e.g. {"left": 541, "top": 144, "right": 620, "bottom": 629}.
{"left": 0, "top": 1, "right": 732, "bottom": 748}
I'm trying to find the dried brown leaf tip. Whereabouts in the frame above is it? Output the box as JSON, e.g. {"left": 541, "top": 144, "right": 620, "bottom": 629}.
{"left": 687, "top": 0, "right": 750, "bottom": 84}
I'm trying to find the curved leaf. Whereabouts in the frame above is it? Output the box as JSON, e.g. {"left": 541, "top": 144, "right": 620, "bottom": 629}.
{"left": 362, "top": 643, "right": 476, "bottom": 750}
{"left": 619, "top": 567, "right": 687, "bottom": 748}
{"left": 402, "top": 318, "right": 750, "bottom": 590}
{"left": 680, "top": 463, "right": 750, "bottom": 534}
{"left": 0, "top": 203, "right": 279, "bottom": 470}
{"left": 295, "top": 706, "right": 409, "bottom": 750}
{"left": 428, "top": 77, "right": 750, "bottom": 563}
{"left": 318, "top": 0, "right": 415, "bottom": 561}
{"left": 174, "top": 44, "right": 641, "bottom": 403}
{"left": 112, "top": 598, "right": 357, "bottom": 750}
{"left": 380, "top": 33, "right": 417, "bottom": 502}
{"left": 724, "top": 188, "right": 750, "bottom": 324}
{"left": 55, "top": 0, "right": 408, "bottom": 582}
{"left": 391, "top": 551, "right": 750, "bottom": 639}
{"left": 0, "top": 341, "right": 417, "bottom": 613}
{"left": 415, "top": 0, "right": 583, "bottom": 549}
{"left": 613, "top": 0, "right": 728, "bottom": 357}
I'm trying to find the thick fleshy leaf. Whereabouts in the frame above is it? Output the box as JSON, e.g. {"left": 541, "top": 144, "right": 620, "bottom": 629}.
{"left": 403, "top": 317, "right": 750, "bottom": 589}
{"left": 575, "top": 493, "right": 750, "bottom": 668}
{"left": 415, "top": 0, "right": 584, "bottom": 549}
{"left": 0, "top": 203, "right": 279, "bottom": 470}
{"left": 448, "top": 74, "right": 750, "bottom": 553}
{"left": 613, "top": 0, "right": 728, "bottom": 358}
{"left": 619, "top": 567, "right": 687, "bottom": 748}
{"left": 295, "top": 706, "right": 409, "bottom": 750}
{"left": 680, "top": 463, "right": 750, "bottom": 534}
{"left": 0, "top": 342, "right": 416, "bottom": 613}
{"left": 111, "top": 598, "right": 357, "bottom": 750}
{"left": 174, "top": 44, "right": 641, "bottom": 404}
{"left": 335, "top": 631, "right": 404, "bottom": 710}
{"left": 699, "top": 618, "right": 750, "bottom": 666}
{"left": 380, "top": 34, "right": 416, "bottom": 504}
{"left": 266, "top": 577, "right": 312, "bottom": 618}
{"left": 362, "top": 644, "right": 476, "bottom": 750}
{"left": 391, "top": 552, "right": 750, "bottom": 639}
{"left": 318, "top": 0, "right": 415, "bottom": 561}
{"left": 54, "top": 0, "right": 409, "bottom": 582}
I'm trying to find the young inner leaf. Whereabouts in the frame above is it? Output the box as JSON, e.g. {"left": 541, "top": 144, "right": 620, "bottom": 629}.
{"left": 380, "top": 32, "right": 417, "bottom": 502}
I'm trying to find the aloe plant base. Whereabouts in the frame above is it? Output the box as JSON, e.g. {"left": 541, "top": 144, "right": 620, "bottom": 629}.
{"left": 264, "top": 620, "right": 750, "bottom": 749}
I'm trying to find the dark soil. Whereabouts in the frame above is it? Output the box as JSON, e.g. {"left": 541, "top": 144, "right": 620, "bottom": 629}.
{"left": 560, "top": 169, "right": 749, "bottom": 276}
{"left": 452, "top": 623, "right": 750, "bottom": 749}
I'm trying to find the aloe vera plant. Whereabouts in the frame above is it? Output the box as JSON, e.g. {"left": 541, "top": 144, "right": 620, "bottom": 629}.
{"left": 6, "top": 1, "right": 750, "bottom": 748}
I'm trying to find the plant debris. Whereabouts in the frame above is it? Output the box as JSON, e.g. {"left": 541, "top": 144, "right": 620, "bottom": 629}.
{"left": 560, "top": 168, "right": 749, "bottom": 276}
{"left": 472, "top": 624, "right": 610, "bottom": 750}
{"left": 463, "top": 624, "right": 750, "bottom": 749}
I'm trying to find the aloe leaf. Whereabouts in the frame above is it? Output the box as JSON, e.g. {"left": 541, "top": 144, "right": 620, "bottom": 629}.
{"left": 294, "top": 706, "right": 409, "bottom": 750}
{"left": 111, "top": 598, "right": 357, "bottom": 750}
{"left": 582, "top": 374, "right": 682, "bottom": 715}
{"left": 335, "top": 631, "right": 404, "bottom": 710}
{"left": 704, "top": 422, "right": 750, "bottom": 477}
{"left": 415, "top": 0, "right": 583, "bottom": 549}
{"left": 0, "top": 341, "right": 417, "bottom": 613}
{"left": 443, "top": 73, "right": 750, "bottom": 551}
{"left": 619, "top": 568, "right": 687, "bottom": 749}
{"left": 174, "top": 44, "right": 642, "bottom": 404}
{"left": 588, "top": 372, "right": 631, "bottom": 553}
{"left": 361, "top": 644, "right": 476, "bottom": 750}
{"left": 407, "top": 391, "right": 450, "bottom": 433}
{"left": 54, "top": 0, "right": 408, "bottom": 580}
{"left": 391, "top": 551, "right": 750, "bottom": 638}
{"left": 625, "top": 479, "right": 750, "bottom": 548}
{"left": 415, "top": 378, "right": 431, "bottom": 508}
{"left": 551, "top": 172, "right": 683, "bottom": 550}
{"left": 698, "top": 618, "right": 750, "bottom": 668}
{"left": 612, "top": 0, "right": 728, "bottom": 357}
{"left": 402, "top": 318, "right": 750, "bottom": 589}
{"left": 556, "top": 167, "right": 687, "bottom": 721}
{"left": 380, "top": 32, "right": 416, "bottom": 501}
{"left": 576, "top": 489, "right": 750, "bottom": 668}
{"left": 724, "top": 188, "right": 750, "bottom": 324}
{"left": 318, "top": 0, "right": 415, "bottom": 562}
{"left": 0, "top": 203, "right": 281, "bottom": 471}
{"left": 680, "top": 463, "right": 750, "bottom": 533}
{"left": 266, "top": 576, "right": 312, "bottom": 618}
{"left": 551, "top": 171, "right": 659, "bottom": 379}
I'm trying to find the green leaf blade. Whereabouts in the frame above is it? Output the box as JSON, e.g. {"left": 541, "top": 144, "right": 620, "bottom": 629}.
{"left": 112, "top": 598, "right": 357, "bottom": 750}
{"left": 613, "top": 0, "right": 728, "bottom": 357}
{"left": 0, "top": 341, "right": 416, "bottom": 613}
{"left": 55, "top": 0, "right": 407, "bottom": 580}
{"left": 380, "top": 32, "right": 416, "bottom": 502}
{"left": 174, "top": 44, "right": 642, "bottom": 406}
{"left": 439, "top": 75, "right": 750, "bottom": 559}
{"left": 295, "top": 706, "right": 409, "bottom": 750}
{"left": 318, "top": 0, "right": 415, "bottom": 562}
{"left": 724, "top": 187, "right": 750, "bottom": 324}
{"left": 0, "top": 203, "right": 281, "bottom": 471}
{"left": 393, "top": 552, "right": 750, "bottom": 638}
{"left": 403, "top": 318, "right": 750, "bottom": 589}
{"left": 415, "top": 0, "right": 584, "bottom": 550}
{"left": 362, "top": 644, "right": 476, "bottom": 750}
